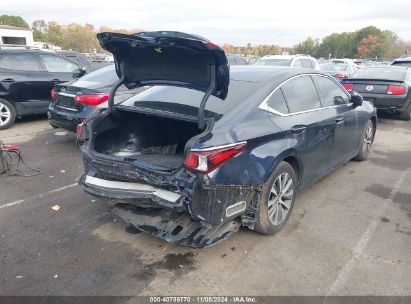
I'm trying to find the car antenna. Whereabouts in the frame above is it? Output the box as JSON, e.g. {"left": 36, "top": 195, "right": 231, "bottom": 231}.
{"left": 108, "top": 62, "right": 126, "bottom": 115}
{"left": 198, "top": 64, "right": 216, "bottom": 129}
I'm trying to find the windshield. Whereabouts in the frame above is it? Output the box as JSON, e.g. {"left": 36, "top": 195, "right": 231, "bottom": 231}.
{"left": 120, "top": 80, "right": 259, "bottom": 116}
{"left": 321, "top": 63, "right": 349, "bottom": 72}
{"left": 351, "top": 67, "right": 406, "bottom": 81}
{"left": 255, "top": 58, "right": 291, "bottom": 66}
{"left": 74, "top": 65, "right": 118, "bottom": 88}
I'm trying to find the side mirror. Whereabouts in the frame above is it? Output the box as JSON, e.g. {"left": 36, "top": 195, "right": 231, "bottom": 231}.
{"left": 350, "top": 91, "right": 363, "bottom": 108}
{"left": 72, "top": 67, "right": 87, "bottom": 78}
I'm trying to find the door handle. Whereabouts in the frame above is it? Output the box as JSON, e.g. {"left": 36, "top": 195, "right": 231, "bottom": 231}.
{"left": 336, "top": 116, "right": 345, "bottom": 123}
{"left": 291, "top": 125, "right": 307, "bottom": 134}
{"left": 2, "top": 78, "right": 15, "bottom": 83}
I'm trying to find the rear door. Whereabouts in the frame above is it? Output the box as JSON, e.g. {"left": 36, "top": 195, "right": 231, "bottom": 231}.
{"left": 313, "top": 75, "right": 359, "bottom": 164}
{"left": 266, "top": 75, "right": 338, "bottom": 187}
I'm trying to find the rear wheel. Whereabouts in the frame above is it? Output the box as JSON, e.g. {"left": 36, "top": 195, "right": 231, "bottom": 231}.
{"left": 0, "top": 99, "right": 16, "bottom": 130}
{"left": 354, "top": 120, "right": 374, "bottom": 161}
{"left": 399, "top": 106, "right": 411, "bottom": 121}
{"left": 254, "top": 161, "right": 297, "bottom": 235}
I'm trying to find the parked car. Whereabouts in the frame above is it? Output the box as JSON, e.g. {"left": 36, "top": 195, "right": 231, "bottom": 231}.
{"left": 0, "top": 49, "right": 86, "bottom": 129}
{"left": 226, "top": 54, "right": 248, "bottom": 65}
{"left": 341, "top": 66, "right": 411, "bottom": 120}
{"left": 255, "top": 55, "right": 320, "bottom": 70}
{"left": 57, "top": 50, "right": 110, "bottom": 72}
{"left": 48, "top": 65, "right": 144, "bottom": 132}
{"left": 391, "top": 57, "right": 411, "bottom": 68}
{"left": 78, "top": 31, "right": 376, "bottom": 248}
{"left": 320, "top": 62, "right": 359, "bottom": 80}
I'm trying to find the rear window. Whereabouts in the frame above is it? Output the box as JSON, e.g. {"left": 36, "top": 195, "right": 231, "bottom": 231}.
{"left": 321, "top": 63, "right": 349, "bottom": 72}
{"left": 352, "top": 67, "right": 406, "bottom": 81}
{"left": 75, "top": 65, "right": 118, "bottom": 83}
{"left": 256, "top": 59, "right": 291, "bottom": 66}
{"left": 121, "top": 80, "right": 258, "bottom": 115}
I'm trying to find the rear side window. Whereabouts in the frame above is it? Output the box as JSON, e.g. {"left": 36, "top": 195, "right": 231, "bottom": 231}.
{"left": 39, "top": 54, "right": 79, "bottom": 73}
{"left": 314, "top": 76, "right": 349, "bottom": 107}
{"left": 266, "top": 89, "right": 289, "bottom": 114}
{"left": 0, "top": 53, "right": 41, "bottom": 71}
{"left": 281, "top": 76, "right": 321, "bottom": 113}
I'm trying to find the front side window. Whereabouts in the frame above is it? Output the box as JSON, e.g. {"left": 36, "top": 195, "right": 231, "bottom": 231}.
{"left": 266, "top": 89, "right": 289, "bottom": 114}
{"left": 281, "top": 76, "right": 321, "bottom": 113}
{"left": 314, "top": 75, "right": 349, "bottom": 107}
{"left": 39, "top": 54, "right": 79, "bottom": 73}
{"left": 0, "top": 53, "right": 41, "bottom": 71}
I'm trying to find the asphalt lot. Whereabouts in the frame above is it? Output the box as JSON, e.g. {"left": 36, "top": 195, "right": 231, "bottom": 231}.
{"left": 0, "top": 115, "right": 410, "bottom": 296}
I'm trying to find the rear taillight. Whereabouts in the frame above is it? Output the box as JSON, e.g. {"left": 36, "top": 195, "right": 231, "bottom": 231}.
{"left": 386, "top": 85, "right": 405, "bottom": 95}
{"left": 335, "top": 73, "right": 348, "bottom": 79}
{"left": 76, "top": 123, "right": 86, "bottom": 141}
{"left": 74, "top": 94, "right": 109, "bottom": 106}
{"left": 51, "top": 89, "right": 56, "bottom": 100}
{"left": 342, "top": 83, "right": 353, "bottom": 91}
{"left": 183, "top": 142, "right": 247, "bottom": 174}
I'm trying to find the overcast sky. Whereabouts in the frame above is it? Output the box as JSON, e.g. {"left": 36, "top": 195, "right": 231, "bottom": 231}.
{"left": 2, "top": 0, "right": 411, "bottom": 47}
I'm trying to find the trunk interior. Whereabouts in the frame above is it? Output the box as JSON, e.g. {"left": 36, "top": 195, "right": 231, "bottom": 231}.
{"left": 93, "top": 109, "right": 202, "bottom": 170}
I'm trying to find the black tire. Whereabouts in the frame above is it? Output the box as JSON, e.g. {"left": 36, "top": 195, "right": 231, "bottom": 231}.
{"left": 0, "top": 98, "right": 16, "bottom": 130}
{"left": 354, "top": 120, "right": 374, "bottom": 161}
{"left": 254, "top": 161, "right": 297, "bottom": 235}
{"left": 399, "top": 106, "right": 411, "bottom": 121}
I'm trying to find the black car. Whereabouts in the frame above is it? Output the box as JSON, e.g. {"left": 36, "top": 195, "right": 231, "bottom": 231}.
{"left": 48, "top": 65, "right": 144, "bottom": 132}
{"left": 341, "top": 66, "right": 411, "bottom": 120}
{"left": 57, "top": 50, "right": 109, "bottom": 72}
{"left": 0, "top": 49, "right": 86, "bottom": 129}
{"left": 78, "top": 31, "right": 376, "bottom": 248}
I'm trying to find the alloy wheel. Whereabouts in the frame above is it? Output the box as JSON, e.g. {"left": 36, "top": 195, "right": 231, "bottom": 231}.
{"left": 267, "top": 172, "right": 294, "bottom": 226}
{"left": 0, "top": 103, "right": 11, "bottom": 126}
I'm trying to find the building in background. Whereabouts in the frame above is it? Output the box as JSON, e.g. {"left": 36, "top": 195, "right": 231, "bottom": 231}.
{"left": 0, "top": 25, "right": 34, "bottom": 45}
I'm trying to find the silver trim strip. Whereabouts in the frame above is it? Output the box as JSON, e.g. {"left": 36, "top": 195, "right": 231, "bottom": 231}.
{"left": 258, "top": 73, "right": 352, "bottom": 117}
{"left": 57, "top": 92, "right": 76, "bottom": 97}
{"left": 55, "top": 105, "right": 78, "bottom": 112}
{"left": 191, "top": 141, "right": 247, "bottom": 152}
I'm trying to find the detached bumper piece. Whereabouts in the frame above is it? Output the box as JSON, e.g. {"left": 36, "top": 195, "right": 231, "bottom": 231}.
{"left": 112, "top": 204, "right": 240, "bottom": 248}
{"left": 79, "top": 175, "right": 182, "bottom": 207}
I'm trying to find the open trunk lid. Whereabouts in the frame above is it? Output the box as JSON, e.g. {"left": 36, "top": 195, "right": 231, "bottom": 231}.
{"left": 97, "top": 31, "right": 229, "bottom": 99}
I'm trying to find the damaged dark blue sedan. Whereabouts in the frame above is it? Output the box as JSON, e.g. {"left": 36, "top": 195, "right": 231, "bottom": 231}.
{"left": 78, "top": 31, "right": 377, "bottom": 247}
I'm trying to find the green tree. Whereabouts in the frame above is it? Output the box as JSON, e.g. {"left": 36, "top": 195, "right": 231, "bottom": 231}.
{"left": 46, "top": 21, "right": 64, "bottom": 47}
{"left": 294, "top": 37, "right": 319, "bottom": 56}
{"left": 0, "top": 15, "right": 29, "bottom": 28}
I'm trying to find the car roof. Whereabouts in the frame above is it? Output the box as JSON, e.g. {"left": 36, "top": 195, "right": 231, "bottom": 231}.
{"left": 393, "top": 58, "right": 411, "bottom": 62}
{"left": 360, "top": 65, "right": 408, "bottom": 70}
{"left": 229, "top": 65, "right": 320, "bottom": 83}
